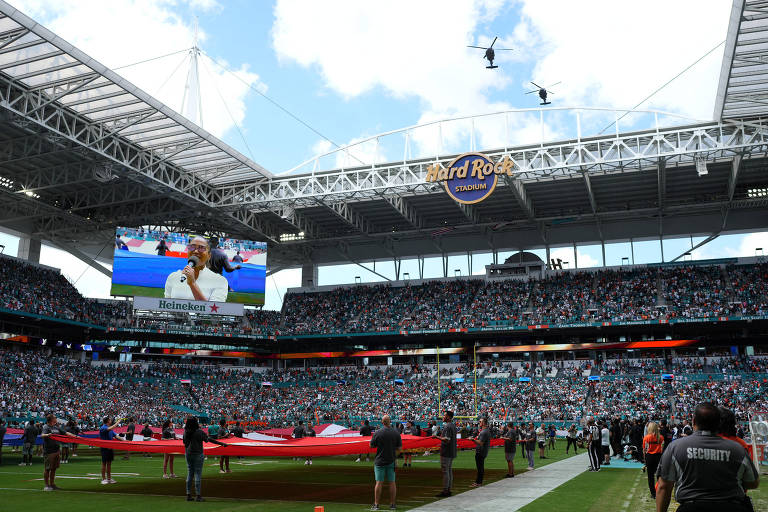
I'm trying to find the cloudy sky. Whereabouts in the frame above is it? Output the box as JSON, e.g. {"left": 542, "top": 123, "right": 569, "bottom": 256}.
{"left": 0, "top": 0, "right": 763, "bottom": 310}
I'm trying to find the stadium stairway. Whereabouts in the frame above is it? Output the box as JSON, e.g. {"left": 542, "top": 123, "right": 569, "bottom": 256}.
{"left": 656, "top": 273, "right": 665, "bottom": 307}
{"left": 410, "top": 453, "right": 589, "bottom": 511}
{"left": 721, "top": 265, "right": 737, "bottom": 302}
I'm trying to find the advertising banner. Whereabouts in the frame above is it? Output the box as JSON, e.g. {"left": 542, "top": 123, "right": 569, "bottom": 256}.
{"left": 132, "top": 296, "right": 244, "bottom": 316}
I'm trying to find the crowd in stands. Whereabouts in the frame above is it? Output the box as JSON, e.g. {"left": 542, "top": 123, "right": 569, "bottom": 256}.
{"left": 528, "top": 271, "right": 595, "bottom": 324}
{"left": 664, "top": 265, "right": 731, "bottom": 319}
{"left": 0, "top": 257, "right": 130, "bottom": 325}
{"left": 130, "top": 309, "right": 279, "bottom": 337}
{"left": 594, "top": 268, "right": 658, "bottom": 322}
{"left": 2, "top": 347, "right": 767, "bottom": 430}
{"left": 728, "top": 263, "right": 768, "bottom": 315}
{"left": 2, "top": 255, "right": 768, "bottom": 336}
{"left": 280, "top": 263, "right": 768, "bottom": 335}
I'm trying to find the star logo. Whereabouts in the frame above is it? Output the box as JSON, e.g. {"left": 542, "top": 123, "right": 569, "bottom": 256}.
{"left": 209, "top": 303, "right": 219, "bottom": 313}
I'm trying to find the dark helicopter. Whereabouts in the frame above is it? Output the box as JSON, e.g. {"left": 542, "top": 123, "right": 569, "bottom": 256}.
{"left": 526, "top": 81, "right": 561, "bottom": 105}
{"left": 467, "top": 37, "right": 513, "bottom": 69}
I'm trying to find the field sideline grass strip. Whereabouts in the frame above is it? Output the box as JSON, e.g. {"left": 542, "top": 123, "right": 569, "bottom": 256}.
{"left": 0, "top": 487, "right": 359, "bottom": 506}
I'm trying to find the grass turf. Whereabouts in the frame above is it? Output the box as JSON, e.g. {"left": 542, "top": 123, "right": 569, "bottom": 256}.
{"left": 520, "top": 466, "right": 768, "bottom": 512}
{"left": 0, "top": 443, "right": 574, "bottom": 511}
{"left": 108, "top": 284, "right": 263, "bottom": 305}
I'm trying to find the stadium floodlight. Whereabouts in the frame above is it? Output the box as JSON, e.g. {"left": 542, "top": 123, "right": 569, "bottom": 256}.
{"left": 695, "top": 157, "right": 708, "bottom": 176}
{"left": 748, "top": 188, "right": 768, "bottom": 198}
{"left": 279, "top": 232, "right": 305, "bottom": 242}
{"left": 0, "top": 175, "right": 13, "bottom": 189}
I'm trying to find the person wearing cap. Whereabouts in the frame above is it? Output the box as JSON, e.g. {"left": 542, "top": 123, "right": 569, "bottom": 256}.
{"left": 585, "top": 417, "right": 601, "bottom": 472}
{"left": 656, "top": 402, "right": 759, "bottom": 512}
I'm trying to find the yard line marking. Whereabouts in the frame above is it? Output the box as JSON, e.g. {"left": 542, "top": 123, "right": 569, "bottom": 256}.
{"left": 620, "top": 472, "right": 642, "bottom": 512}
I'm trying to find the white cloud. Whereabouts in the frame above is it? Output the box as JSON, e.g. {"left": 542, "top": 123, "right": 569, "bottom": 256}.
{"left": 12, "top": 0, "right": 263, "bottom": 141}
{"left": 272, "top": 0, "right": 526, "bottom": 159}
{"left": 264, "top": 268, "right": 301, "bottom": 310}
{"left": 725, "top": 232, "right": 768, "bottom": 258}
{"left": 188, "top": 0, "right": 220, "bottom": 11}
{"left": 272, "top": 0, "right": 729, "bottom": 167}
{"left": 550, "top": 246, "right": 600, "bottom": 268}
{"left": 273, "top": 0, "right": 510, "bottom": 111}
{"left": 517, "top": 0, "right": 731, "bottom": 124}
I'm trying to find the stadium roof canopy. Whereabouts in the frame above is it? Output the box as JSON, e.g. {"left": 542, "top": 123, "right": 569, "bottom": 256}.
{"left": 0, "top": 0, "right": 767, "bottom": 274}
{"left": 716, "top": 0, "right": 768, "bottom": 119}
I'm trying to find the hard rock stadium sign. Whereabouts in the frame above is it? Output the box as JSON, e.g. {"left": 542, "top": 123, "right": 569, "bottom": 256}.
{"left": 425, "top": 152, "right": 513, "bottom": 204}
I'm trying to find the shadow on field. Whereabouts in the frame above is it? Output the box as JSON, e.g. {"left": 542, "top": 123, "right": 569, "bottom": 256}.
{"left": 102, "top": 464, "right": 508, "bottom": 504}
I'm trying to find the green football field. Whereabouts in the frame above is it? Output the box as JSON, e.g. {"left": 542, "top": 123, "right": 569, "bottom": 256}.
{"left": 0, "top": 445, "right": 571, "bottom": 511}
{"left": 0, "top": 445, "right": 764, "bottom": 511}
{"left": 521, "top": 465, "right": 768, "bottom": 512}
{"left": 109, "top": 284, "right": 264, "bottom": 305}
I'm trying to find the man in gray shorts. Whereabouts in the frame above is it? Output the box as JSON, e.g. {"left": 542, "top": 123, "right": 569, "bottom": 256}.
{"left": 502, "top": 422, "right": 517, "bottom": 477}
{"left": 370, "top": 415, "right": 402, "bottom": 510}
{"left": 434, "top": 410, "right": 457, "bottom": 498}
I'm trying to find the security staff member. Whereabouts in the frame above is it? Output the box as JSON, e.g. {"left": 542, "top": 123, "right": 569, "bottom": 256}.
{"left": 656, "top": 402, "right": 759, "bottom": 512}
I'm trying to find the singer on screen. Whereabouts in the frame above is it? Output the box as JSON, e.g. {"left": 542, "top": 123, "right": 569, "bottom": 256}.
{"left": 163, "top": 236, "right": 229, "bottom": 302}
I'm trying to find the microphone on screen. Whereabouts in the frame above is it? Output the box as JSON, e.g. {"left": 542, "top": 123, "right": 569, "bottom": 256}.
{"left": 180, "top": 255, "right": 200, "bottom": 283}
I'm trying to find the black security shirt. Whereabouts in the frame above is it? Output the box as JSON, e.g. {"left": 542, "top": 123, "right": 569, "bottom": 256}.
{"left": 656, "top": 430, "right": 758, "bottom": 503}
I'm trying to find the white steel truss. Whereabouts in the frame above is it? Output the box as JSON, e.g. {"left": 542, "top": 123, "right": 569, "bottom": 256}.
{"left": 214, "top": 120, "right": 768, "bottom": 208}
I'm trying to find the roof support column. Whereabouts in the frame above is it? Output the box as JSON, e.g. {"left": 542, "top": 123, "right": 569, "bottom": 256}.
{"left": 602, "top": 240, "right": 606, "bottom": 267}
{"left": 17, "top": 235, "right": 40, "bottom": 263}
{"left": 573, "top": 242, "right": 578, "bottom": 269}
{"left": 301, "top": 263, "right": 317, "bottom": 288}
{"left": 631, "top": 238, "right": 635, "bottom": 265}
{"left": 50, "top": 240, "right": 113, "bottom": 278}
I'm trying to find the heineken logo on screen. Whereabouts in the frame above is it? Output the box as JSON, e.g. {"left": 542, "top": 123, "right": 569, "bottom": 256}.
{"left": 158, "top": 300, "right": 208, "bottom": 312}
{"left": 133, "top": 296, "right": 244, "bottom": 316}
{"left": 425, "top": 152, "right": 514, "bottom": 204}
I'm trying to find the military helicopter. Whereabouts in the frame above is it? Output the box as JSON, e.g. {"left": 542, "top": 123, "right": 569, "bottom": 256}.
{"left": 526, "top": 81, "right": 561, "bottom": 105}
{"left": 467, "top": 37, "right": 513, "bottom": 69}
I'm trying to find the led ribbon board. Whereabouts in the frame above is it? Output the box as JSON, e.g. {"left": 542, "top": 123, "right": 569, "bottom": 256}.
{"left": 425, "top": 152, "right": 514, "bottom": 204}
